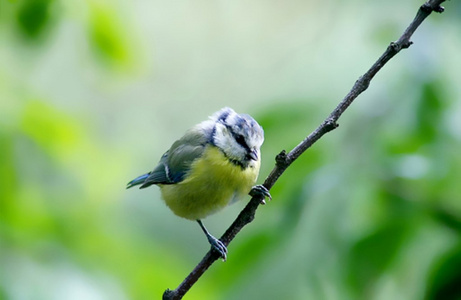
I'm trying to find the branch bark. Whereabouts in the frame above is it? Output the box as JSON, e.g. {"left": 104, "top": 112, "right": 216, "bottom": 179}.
{"left": 163, "top": 0, "right": 447, "bottom": 299}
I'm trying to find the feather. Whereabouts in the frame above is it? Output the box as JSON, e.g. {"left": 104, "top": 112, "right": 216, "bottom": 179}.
{"left": 126, "top": 173, "right": 150, "bottom": 189}
{"left": 127, "top": 120, "right": 214, "bottom": 189}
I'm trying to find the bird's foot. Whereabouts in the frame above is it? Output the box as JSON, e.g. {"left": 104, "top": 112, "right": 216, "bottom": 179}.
{"left": 250, "top": 184, "right": 272, "bottom": 205}
{"left": 197, "top": 219, "right": 228, "bottom": 261}
{"left": 207, "top": 235, "right": 228, "bottom": 261}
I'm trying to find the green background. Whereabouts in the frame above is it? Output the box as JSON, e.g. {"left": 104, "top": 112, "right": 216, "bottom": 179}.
{"left": 1, "top": 0, "right": 461, "bottom": 299}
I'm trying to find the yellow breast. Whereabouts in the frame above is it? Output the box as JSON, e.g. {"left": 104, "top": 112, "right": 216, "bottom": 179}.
{"left": 159, "top": 146, "right": 260, "bottom": 220}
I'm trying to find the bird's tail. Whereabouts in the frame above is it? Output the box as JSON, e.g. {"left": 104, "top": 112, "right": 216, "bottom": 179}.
{"left": 126, "top": 173, "right": 150, "bottom": 189}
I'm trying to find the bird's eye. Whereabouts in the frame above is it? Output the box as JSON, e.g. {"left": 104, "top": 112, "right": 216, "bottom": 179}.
{"left": 234, "top": 134, "right": 247, "bottom": 148}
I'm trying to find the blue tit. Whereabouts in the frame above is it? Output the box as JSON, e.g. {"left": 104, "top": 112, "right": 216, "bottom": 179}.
{"left": 127, "top": 107, "right": 270, "bottom": 260}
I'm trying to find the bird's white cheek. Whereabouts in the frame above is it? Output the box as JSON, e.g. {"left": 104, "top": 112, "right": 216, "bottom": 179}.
{"left": 248, "top": 159, "right": 260, "bottom": 169}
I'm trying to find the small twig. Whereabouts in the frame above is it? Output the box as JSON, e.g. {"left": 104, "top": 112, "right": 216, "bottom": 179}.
{"left": 163, "top": 1, "right": 447, "bottom": 299}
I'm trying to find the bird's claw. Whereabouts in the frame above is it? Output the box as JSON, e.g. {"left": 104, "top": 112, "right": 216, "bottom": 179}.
{"left": 250, "top": 184, "right": 272, "bottom": 205}
{"left": 208, "top": 236, "right": 228, "bottom": 261}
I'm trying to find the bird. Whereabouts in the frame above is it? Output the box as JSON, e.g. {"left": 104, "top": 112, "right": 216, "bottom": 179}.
{"left": 127, "top": 107, "right": 271, "bottom": 260}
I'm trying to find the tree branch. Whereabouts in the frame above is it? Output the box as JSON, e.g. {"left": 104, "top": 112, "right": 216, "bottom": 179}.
{"left": 163, "top": 0, "right": 447, "bottom": 299}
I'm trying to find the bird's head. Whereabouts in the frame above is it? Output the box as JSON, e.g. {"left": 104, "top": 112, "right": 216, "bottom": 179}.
{"left": 211, "top": 107, "right": 264, "bottom": 168}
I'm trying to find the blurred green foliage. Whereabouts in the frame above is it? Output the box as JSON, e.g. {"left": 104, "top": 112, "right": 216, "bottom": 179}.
{"left": 87, "top": 1, "right": 136, "bottom": 71}
{"left": 1, "top": 1, "right": 461, "bottom": 299}
{"left": 15, "top": 0, "right": 55, "bottom": 39}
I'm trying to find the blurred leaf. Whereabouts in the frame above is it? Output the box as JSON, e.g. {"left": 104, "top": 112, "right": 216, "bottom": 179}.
{"left": 0, "top": 130, "right": 16, "bottom": 222}
{"left": 20, "top": 100, "right": 82, "bottom": 161}
{"left": 415, "top": 81, "right": 445, "bottom": 144}
{"left": 256, "top": 102, "right": 326, "bottom": 233}
{"left": 383, "top": 80, "right": 446, "bottom": 155}
{"left": 257, "top": 101, "right": 323, "bottom": 154}
{"left": 15, "top": 0, "right": 54, "bottom": 39}
{"left": 88, "top": 1, "right": 134, "bottom": 71}
{"left": 218, "top": 231, "right": 277, "bottom": 283}
{"left": 345, "top": 219, "right": 411, "bottom": 297}
{"left": 425, "top": 243, "right": 461, "bottom": 300}
{"left": 279, "top": 184, "right": 308, "bottom": 231}
{"left": 257, "top": 102, "right": 324, "bottom": 191}
{"left": 428, "top": 204, "right": 461, "bottom": 233}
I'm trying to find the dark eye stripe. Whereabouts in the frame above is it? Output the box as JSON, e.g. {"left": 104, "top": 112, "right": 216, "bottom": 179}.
{"left": 235, "top": 134, "right": 247, "bottom": 147}
{"left": 223, "top": 123, "right": 251, "bottom": 151}
{"left": 234, "top": 134, "right": 251, "bottom": 153}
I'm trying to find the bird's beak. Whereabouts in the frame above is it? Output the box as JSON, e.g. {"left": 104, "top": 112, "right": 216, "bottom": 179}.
{"left": 248, "top": 149, "right": 258, "bottom": 161}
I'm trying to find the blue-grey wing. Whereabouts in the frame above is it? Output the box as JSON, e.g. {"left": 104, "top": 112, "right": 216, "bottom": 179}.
{"left": 139, "top": 152, "right": 172, "bottom": 187}
{"left": 137, "top": 124, "right": 213, "bottom": 188}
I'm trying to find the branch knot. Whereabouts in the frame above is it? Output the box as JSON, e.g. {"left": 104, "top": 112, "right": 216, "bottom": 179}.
{"left": 434, "top": 5, "right": 444, "bottom": 13}
{"left": 421, "top": 2, "right": 444, "bottom": 13}
{"left": 325, "top": 118, "right": 339, "bottom": 131}
{"left": 389, "top": 41, "right": 401, "bottom": 52}
{"left": 275, "top": 150, "right": 288, "bottom": 166}
{"left": 421, "top": 3, "right": 433, "bottom": 12}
